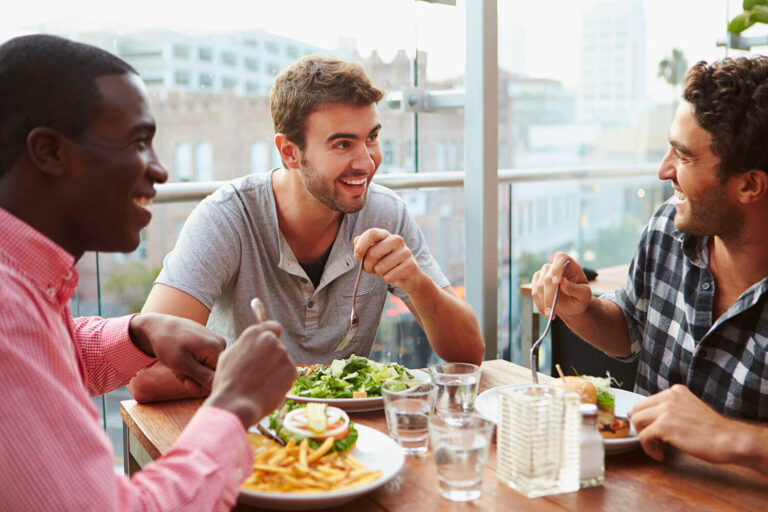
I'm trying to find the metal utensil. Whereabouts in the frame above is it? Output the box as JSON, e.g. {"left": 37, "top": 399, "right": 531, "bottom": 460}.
{"left": 530, "top": 260, "right": 570, "bottom": 383}
{"left": 333, "top": 253, "right": 366, "bottom": 352}
{"left": 250, "top": 297, "right": 267, "bottom": 323}
{"left": 249, "top": 297, "right": 288, "bottom": 434}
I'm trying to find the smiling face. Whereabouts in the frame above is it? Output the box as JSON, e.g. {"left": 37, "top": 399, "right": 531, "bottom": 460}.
{"left": 294, "top": 103, "right": 382, "bottom": 214}
{"left": 657, "top": 101, "right": 744, "bottom": 238}
{"left": 64, "top": 73, "right": 167, "bottom": 255}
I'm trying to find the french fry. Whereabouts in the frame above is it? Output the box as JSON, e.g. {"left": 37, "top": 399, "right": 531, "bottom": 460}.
{"left": 306, "top": 436, "right": 335, "bottom": 464}
{"left": 241, "top": 433, "right": 382, "bottom": 493}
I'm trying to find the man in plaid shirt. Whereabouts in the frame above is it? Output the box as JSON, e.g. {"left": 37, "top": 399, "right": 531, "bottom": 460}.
{"left": 532, "top": 56, "right": 768, "bottom": 473}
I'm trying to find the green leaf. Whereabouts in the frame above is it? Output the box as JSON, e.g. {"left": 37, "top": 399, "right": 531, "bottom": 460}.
{"left": 744, "top": 0, "right": 767, "bottom": 11}
{"left": 728, "top": 12, "right": 756, "bottom": 34}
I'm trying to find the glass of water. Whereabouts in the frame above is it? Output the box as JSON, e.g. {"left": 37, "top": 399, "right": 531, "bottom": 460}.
{"left": 428, "top": 414, "right": 494, "bottom": 502}
{"left": 428, "top": 362, "right": 481, "bottom": 423}
{"left": 382, "top": 379, "right": 437, "bottom": 455}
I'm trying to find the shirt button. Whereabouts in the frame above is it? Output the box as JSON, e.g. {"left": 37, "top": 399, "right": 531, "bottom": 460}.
{"left": 308, "top": 300, "right": 314, "bottom": 308}
{"left": 300, "top": 278, "right": 308, "bottom": 284}
{"left": 702, "top": 282, "right": 711, "bottom": 290}
{"left": 64, "top": 270, "right": 73, "bottom": 280}
{"left": 46, "top": 288, "right": 56, "bottom": 297}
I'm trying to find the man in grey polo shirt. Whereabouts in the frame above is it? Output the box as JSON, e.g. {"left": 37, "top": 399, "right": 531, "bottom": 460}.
{"left": 128, "top": 55, "right": 484, "bottom": 402}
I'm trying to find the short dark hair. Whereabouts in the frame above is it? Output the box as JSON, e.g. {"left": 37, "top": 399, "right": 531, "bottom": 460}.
{"left": 683, "top": 56, "right": 768, "bottom": 179}
{"left": 0, "top": 34, "right": 137, "bottom": 177}
{"left": 270, "top": 54, "right": 384, "bottom": 151}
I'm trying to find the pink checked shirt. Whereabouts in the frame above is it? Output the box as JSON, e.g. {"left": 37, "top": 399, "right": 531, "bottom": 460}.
{"left": 0, "top": 207, "right": 252, "bottom": 511}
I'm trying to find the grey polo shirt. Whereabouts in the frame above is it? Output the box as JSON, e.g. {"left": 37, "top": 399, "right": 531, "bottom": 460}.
{"left": 155, "top": 170, "right": 449, "bottom": 364}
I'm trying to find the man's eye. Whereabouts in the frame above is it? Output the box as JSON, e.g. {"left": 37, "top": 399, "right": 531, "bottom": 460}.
{"left": 135, "top": 137, "right": 151, "bottom": 148}
{"left": 334, "top": 141, "right": 350, "bottom": 149}
{"left": 367, "top": 133, "right": 379, "bottom": 143}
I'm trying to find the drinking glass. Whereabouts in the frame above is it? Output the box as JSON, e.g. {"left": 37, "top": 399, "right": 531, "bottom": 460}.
{"left": 428, "top": 414, "right": 495, "bottom": 502}
{"left": 428, "top": 362, "right": 481, "bottom": 424}
{"left": 382, "top": 379, "right": 437, "bottom": 455}
{"left": 496, "top": 384, "right": 580, "bottom": 498}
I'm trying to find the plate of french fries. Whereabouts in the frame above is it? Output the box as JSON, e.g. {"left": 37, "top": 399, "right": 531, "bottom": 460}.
{"left": 240, "top": 422, "right": 405, "bottom": 510}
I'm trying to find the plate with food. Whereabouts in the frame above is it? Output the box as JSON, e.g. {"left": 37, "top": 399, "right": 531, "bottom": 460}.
{"left": 475, "top": 375, "right": 644, "bottom": 454}
{"left": 241, "top": 402, "right": 404, "bottom": 510}
{"left": 287, "top": 354, "right": 429, "bottom": 412}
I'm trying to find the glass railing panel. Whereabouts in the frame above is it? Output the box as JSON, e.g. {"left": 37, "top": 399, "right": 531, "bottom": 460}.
{"left": 509, "top": 173, "right": 672, "bottom": 372}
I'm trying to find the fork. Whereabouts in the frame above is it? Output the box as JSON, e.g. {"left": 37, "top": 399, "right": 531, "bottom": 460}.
{"left": 333, "top": 253, "right": 366, "bottom": 352}
{"left": 530, "top": 260, "right": 570, "bottom": 383}
{"left": 250, "top": 297, "right": 287, "bottom": 440}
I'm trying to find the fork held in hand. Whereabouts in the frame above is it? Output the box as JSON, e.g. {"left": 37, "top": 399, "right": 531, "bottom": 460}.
{"left": 530, "top": 260, "right": 570, "bottom": 383}
{"left": 334, "top": 253, "right": 365, "bottom": 352}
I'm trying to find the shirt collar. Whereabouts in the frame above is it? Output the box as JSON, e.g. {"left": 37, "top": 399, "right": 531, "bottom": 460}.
{"left": 0, "top": 207, "right": 78, "bottom": 305}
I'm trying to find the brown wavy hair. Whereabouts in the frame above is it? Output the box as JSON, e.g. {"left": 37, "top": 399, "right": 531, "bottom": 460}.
{"left": 683, "top": 56, "right": 768, "bottom": 179}
{"left": 270, "top": 54, "right": 384, "bottom": 151}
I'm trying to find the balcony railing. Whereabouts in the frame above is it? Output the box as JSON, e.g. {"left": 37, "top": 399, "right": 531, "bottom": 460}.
{"left": 154, "top": 164, "right": 659, "bottom": 203}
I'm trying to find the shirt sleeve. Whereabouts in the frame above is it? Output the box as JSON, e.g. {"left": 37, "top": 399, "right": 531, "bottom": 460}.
{"left": 603, "top": 222, "right": 653, "bottom": 361}
{"left": 0, "top": 296, "right": 252, "bottom": 511}
{"left": 154, "top": 195, "right": 243, "bottom": 311}
{"left": 72, "top": 314, "right": 156, "bottom": 396}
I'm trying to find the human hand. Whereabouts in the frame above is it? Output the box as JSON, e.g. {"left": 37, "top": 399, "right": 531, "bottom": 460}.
{"left": 353, "top": 228, "right": 425, "bottom": 295}
{"left": 629, "top": 384, "right": 739, "bottom": 464}
{"left": 129, "top": 313, "right": 226, "bottom": 395}
{"left": 204, "top": 321, "right": 297, "bottom": 428}
{"left": 530, "top": 252, "right": 592, "bottom": 319}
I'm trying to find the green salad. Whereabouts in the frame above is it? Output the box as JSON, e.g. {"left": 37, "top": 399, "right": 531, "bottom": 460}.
{"left": 289, "top": 354, "right": 415, "bottom": 399}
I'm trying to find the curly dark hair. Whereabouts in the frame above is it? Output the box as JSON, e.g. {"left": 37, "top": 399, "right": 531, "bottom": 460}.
{"left": 683, "top": 56, "right": 768, "bottom": 179}
{"left": 0, "top": 34, "right": 136, "bottom": 177}
{"left": 270, "top": 54, "right": 384, "bottom": 151}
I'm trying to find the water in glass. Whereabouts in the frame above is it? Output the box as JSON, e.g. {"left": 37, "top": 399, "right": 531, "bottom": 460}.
{"left": 429, "top": 414, "right": 494, "bottom": 502}
{"left": 382, "top": 379, "right": 436, "bottom": 455}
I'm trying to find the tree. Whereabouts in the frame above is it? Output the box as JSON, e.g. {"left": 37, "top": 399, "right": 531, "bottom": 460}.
{"left": 657, "top": 48, "right": 688, "bottom": 96}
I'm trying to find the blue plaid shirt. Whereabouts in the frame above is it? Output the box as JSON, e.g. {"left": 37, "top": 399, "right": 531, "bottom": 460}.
{"left": 605, "top": 199, "right": 768, "bottom": 421}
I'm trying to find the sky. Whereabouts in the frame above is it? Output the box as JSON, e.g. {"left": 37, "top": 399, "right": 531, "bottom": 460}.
{"left": 1, "top": 0, "right": 763, "bottom": 103}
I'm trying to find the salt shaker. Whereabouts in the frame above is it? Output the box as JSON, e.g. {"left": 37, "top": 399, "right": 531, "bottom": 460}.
{"left": 579, "top": 403, "right": 604, "bottom": 488}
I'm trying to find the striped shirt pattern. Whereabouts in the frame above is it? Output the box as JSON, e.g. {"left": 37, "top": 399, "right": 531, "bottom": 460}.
{"left": 0, "top": 207, "right": 252, "bottom": 511}
{"left": 605, "top": 199, "right": 768, "bottom": 421}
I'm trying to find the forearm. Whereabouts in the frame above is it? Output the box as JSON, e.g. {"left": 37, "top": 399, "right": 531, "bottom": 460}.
{"left": 558, "top": 297, "right": 633, "bottom": 358}
{"left": 730, "top": 421, "right": 768, "bottom": 473}
{"left": 404, "top": 274, "right": 485, "bottom": 365}
{"left": 127, "top": 363, "right": 203, "bottom": 403}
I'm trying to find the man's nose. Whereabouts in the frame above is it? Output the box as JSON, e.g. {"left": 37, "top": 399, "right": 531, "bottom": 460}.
{"left": 351, "top": 144, "right": 376, "bottom": 172}
{"left": 147, "top": 152, "right": 168, "bottom": 184}
{"left": 657, "top": 147, "right": 675, "bottom": 181}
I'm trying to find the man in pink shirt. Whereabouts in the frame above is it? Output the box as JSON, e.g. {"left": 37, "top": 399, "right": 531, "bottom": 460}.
{"left": 0, "top": 34, "right": 298, "bottom": 511}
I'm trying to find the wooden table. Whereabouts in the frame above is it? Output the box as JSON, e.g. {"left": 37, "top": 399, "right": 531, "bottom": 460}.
{"left": 519, "top": 264, "right": 629, "bottom": 368}
{"left": 121, "top": 359, "right": 768, "bottom": 511}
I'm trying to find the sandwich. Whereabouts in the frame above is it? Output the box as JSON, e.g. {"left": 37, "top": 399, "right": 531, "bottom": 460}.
{"left": 268, "top": 402, "right": 359, "bottom": 453}
{"left": 555, "top": 374, "right": 630, "bottom": 439}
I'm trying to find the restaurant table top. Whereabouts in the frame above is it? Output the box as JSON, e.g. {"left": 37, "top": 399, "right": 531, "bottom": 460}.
{"left": 120, "top": 359, "right": 768, "bottom": 511}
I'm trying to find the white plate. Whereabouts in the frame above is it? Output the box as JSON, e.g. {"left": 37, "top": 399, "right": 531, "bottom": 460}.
{"left": 286, "top": 368, "right": 430, "bottom": 412}
{"left": 240, "top": 423, "right": 404, "bottom": 510}
{"left": 475, "top": 384, "right": 645, "bottom": 455}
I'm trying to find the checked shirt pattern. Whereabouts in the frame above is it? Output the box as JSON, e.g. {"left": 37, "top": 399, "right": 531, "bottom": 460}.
{"left": 605, "top": 200, "right": 768, "bottom": 421}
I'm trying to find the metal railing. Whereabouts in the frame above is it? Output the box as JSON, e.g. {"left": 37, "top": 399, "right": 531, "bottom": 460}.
{"left": 154, "top": 164, "right": 659, "bottom": 203}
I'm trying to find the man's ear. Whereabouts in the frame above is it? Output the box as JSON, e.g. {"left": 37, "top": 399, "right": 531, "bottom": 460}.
{"left": 736, "top": 169, "right": 768, "bottom": 204}
{"left": 26, "top": 127, "right": 70, "bottom": 178}
{"left": 275, "top": 133, "right": 300, "bottom": 170}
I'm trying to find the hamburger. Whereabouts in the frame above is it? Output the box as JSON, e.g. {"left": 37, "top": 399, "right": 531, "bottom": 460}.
{"left": 269, "top": 402, "right": 359, "bottom": 453}
{"left": 555, "top": 375, "right": 630, "bottom": 439}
